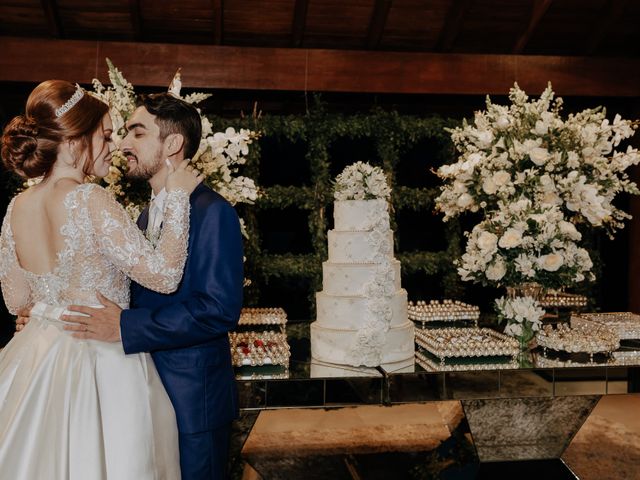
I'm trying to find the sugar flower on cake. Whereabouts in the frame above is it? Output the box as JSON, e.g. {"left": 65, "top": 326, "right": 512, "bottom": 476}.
{"left": 334, "top": 162, "right": 391, "bottom": 201}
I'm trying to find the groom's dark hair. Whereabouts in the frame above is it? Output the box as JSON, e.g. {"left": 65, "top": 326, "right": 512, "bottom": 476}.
{"left": 137, "top": 93, "right": 202, "bottom": 160}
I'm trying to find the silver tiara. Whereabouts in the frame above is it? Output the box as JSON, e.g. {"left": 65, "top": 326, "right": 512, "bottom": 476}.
{"left": 55, "top": 84, "right": 85, "bottom": 118}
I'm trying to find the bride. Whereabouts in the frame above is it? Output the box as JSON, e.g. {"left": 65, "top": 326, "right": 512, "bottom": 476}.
{"left": 0, "top": 80, "right": 202, "bottom": 479}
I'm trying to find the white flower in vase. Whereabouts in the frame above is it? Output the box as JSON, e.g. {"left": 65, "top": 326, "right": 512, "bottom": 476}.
{"left": 437, "top": 82, "right": 639, "bottom": 293}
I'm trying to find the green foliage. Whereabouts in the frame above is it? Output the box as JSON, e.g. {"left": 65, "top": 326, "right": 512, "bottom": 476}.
{"left": 214, "top": 109, "right": 462, "bottom": 310}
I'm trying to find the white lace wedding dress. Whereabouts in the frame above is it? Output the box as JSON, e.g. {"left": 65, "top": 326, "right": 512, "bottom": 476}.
{"left": 0, "top": 183, "right": 189, "bottom": 479}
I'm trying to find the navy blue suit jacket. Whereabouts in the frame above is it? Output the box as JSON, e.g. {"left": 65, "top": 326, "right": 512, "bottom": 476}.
{"left": 120, "top": 184, "right": 243, "bottom": 434}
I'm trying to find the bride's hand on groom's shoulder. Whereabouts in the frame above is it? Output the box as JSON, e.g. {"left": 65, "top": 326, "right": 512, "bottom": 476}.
{"left": 14, "top": 304, "right": 33, "bottom": 336}
{"left": 165, "top": 159, "right": 204, "bottom": 194}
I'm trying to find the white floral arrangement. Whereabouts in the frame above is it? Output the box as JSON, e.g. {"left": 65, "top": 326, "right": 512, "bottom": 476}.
{"left": 458, "top": 199, "right": 594, "bottom": 289}
{"left": 495, "top": 296, "right": 545, "bottom": 346}
{"left": 91, "top": 59, "right": 259, "bottom": 222}
{"left": 436, "top": 83, "right": 639, "bottom": 291}
{"left": 334, "top": 161, "right": 391, "bottom": 201}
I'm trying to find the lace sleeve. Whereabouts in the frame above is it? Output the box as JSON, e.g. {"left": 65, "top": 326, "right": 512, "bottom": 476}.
{"left": 0, "top": 202, "right": 32, "bottom": 315}
{"left": 85, "top": 185, "right": 190, "bottom": 294}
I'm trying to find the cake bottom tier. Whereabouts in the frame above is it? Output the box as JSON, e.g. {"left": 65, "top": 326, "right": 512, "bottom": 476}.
{"left": 310, "top": 321, "right": 415, "bottom": 367}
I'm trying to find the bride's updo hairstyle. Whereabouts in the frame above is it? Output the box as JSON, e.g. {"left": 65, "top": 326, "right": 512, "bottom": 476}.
{"left": 1, "top": 80, "right": 109, "bottom": 179}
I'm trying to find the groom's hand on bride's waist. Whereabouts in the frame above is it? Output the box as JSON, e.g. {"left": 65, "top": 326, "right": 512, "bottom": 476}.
{"left": 14, "top": 304, "right": 33, "bottom": 335}
{"left": 62, "top": 292, "right": 123, "bottom": 343}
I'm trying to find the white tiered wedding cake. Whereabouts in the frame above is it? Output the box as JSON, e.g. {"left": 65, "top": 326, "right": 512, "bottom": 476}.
{"left": 310, "top": 162, "right": 414, "bottom": 367}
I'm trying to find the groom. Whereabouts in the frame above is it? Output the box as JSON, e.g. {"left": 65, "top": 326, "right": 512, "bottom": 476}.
{"left": 66, "top": 93, "right": 242, "bottom": 479}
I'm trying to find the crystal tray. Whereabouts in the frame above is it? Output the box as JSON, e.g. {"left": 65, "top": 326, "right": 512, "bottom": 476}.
{"left": 571, "top": 312, "right": 640, "bottom": 340}
{"left": 238, "top": 307, "right": 288, "bottom": 326}
{"left": 534, "top": 353, "right": 613, "bottom": 368}
{"left": 414, "top": 327, "right": 519, "bottom": 362}
{"left": 229, "top": 331, "right": 291, "bottom": 367}
{"left": 611, "top": 350, "right": 640, "bottom": 366}
{"left": 415, "top": 350, "right": 518, "bottom": 372}
{"left": 539, "top": 291, "right": 588, "bottom": 309}
{"left": 234, "top": 366, "right": 290, "bottom": 380}
{"left": 536, "top": 323, "right": 619, "bottom": 357}
{"left": 408, "top": 299, "right": 480, "bottom": 324}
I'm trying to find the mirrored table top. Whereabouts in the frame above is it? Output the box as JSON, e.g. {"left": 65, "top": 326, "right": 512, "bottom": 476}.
{"left": 235, "top": 323, "right": 640, "bottom": 410}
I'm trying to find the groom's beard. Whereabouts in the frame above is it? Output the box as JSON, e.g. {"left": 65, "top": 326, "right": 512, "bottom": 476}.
{"left": 126, "top": 150, "right": 163, "bottom": 181}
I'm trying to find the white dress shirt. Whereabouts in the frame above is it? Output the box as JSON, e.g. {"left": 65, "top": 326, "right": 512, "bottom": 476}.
{"left": 147, "top": 188, "right": 168, "bottom": 240}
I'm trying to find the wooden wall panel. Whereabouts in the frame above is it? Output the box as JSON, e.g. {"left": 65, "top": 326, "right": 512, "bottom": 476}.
{"left": 0, "top": 37, "right": 639, "bottom": 97}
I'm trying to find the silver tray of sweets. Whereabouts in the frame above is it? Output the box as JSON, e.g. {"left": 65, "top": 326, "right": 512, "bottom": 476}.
{"left": 408, "top": 299, "right": 480, "bottom": 327}
{"left": 415, "top": 350, "right": 518, "bottom": 372}
{"left": 571, "top": 312, "right": 640, "bottom": 340}
{"left": 238, "top": 307, "right": 288, "bottom": 326}
{"left": 533, "top": 353, "right": 614, "bottom": 368}
{"left": 229, "top": 331, "right": 291, "bottom": 367}
{"left": 414, "top": 327, "right": 519, "bottom": 364}
{"left": 234, "top": 367, "right": 290, "bottom": 380}
{"left": 536, "top": 323, "right": 619, "bottom": 359}
{"left": 539, "top": 291, "right": 588, "bottom": 309}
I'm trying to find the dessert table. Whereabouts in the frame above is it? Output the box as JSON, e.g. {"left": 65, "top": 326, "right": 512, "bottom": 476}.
{"left": 233, "top": 323, "right": 640, "bottom": 478}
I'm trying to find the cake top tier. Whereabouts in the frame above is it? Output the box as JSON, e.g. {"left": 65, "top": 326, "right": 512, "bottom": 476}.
{"left": 334, "top": 198, "right": 390, "bottom": 232}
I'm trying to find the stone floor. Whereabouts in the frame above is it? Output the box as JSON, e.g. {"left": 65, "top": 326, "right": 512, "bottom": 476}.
{"left": 563, "top": 394, "right": 640, "bottom": 480}
{"left": 237, "top": 394, "right": 640, "bottom": 479}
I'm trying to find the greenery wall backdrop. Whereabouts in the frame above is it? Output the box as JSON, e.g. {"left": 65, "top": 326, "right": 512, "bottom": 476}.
{"left": 223, "top": 104, "right": 463, "bottom": 319}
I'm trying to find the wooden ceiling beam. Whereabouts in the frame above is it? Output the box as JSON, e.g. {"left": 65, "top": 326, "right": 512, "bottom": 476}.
{"left": 211, "top": 0, "right": 223, "bottom": 45}
{"left": 291, "top": 0, "right": 309, "bottom": 48}
{"left": 436, "top": 0, "right": 472, "bottom": 52}
{"left": 40, "top": 0, "right": 63, "bottom": 38}
{"left": 513, "top": 0, "right": 553, "bottom": 54}
{"left": 1, "top": 37, "right": 638, "bottom": 97}
{"left": 366, "top": 0, "right": 393, "bottom": 50}
{"left": 129, "top": 0, "right": 142, "bottom": 41}
{"left": 585, "top": 0, "right": 629, "bottom": 55}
